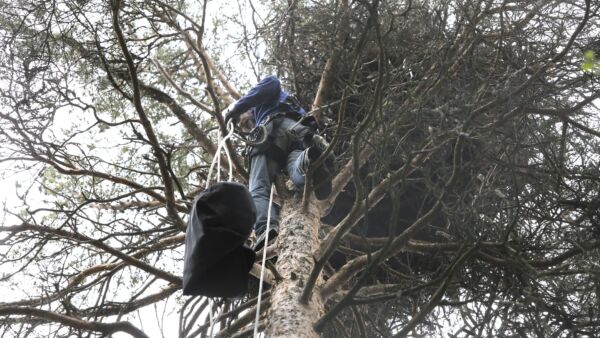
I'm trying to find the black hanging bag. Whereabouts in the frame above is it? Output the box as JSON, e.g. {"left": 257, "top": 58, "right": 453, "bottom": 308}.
{"left": 183, "top": 182, "right": 256, "bottom": 298}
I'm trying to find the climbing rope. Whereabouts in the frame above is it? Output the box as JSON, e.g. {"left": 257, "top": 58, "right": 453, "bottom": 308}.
{"left": 208, "top": 298, "right": 216, "bottom": 337}
{"left": 205, "top": 121, "right": 235, "bottom": 190}
{"left": 204, "top": 120, "right": 235, "bottom": 337}
{"left": 254, "top": 183, "right": 274, "bottom": 338}
{"left": 205, "top": 119, "right": 273, "bottom": 337}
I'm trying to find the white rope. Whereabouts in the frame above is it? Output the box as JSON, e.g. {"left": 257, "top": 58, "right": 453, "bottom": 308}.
{"left": 203, "top": 119, "right": 272, "bottom": 337}
{"left": 208, "top": 299, "right": 215, "bottom": 338}
{"left": 205, "top": 121, "right": 235, "bottom": 189}
{"left": 205, "top": 121, "right": 235, "bottom": 337}
{"left": 208, "top": 299, "right": 225, "bottom": 338}
{"left": 216, "top": 132, "right": 221, "bottom": 182}
{"left": 222, "top": 128, "right": 234, "bottom": 182}
{"left": 253, "top": 183, "right": 275, "bottom": 338}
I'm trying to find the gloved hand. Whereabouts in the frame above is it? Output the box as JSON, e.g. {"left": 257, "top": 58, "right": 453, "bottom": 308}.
{"left": 223, "top": 101, "right": 239, "bottom": 127}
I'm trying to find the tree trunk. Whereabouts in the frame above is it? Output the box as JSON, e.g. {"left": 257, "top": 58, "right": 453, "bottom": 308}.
{"left": 267, "top": 197, "right": 324, "bottom": 337}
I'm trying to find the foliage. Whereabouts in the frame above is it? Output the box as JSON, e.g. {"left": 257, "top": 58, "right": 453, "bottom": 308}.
{"left": 582, "top": 50, "right": 600, "bottom": 75}
{"left": 1, "top": 0, "right": 600, "bottom": 337}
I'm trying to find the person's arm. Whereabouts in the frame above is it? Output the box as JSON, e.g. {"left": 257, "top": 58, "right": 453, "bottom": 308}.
{"left": 227, "top": 76, "right": 281, "bottom": 120}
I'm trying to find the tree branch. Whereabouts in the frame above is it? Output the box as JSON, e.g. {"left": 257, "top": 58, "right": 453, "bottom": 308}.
{"left": 0, "top": 307, "right": 150, "bottom": 338}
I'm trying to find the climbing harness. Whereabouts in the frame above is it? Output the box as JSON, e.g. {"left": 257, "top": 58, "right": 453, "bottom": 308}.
{"left": 232, "top": 124, "right": 269, "bottom": 146}
{"left": 231, "top": 109, "right": 316, "bottom": 148}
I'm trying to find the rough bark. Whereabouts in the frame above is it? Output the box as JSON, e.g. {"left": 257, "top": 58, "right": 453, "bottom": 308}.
{"left": 267, "top": 197, "right": 324, "bottom": 337}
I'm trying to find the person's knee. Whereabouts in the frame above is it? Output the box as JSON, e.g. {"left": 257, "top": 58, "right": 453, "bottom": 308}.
{"left": 249, "top": 181, "right": 270, "bottom": 196}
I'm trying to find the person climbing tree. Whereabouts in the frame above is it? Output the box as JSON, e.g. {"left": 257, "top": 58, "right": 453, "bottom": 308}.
{"left": 224, "top": 75, "right": 335, "bottom": 250}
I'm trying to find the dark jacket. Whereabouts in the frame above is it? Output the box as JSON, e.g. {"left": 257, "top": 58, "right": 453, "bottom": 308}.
{"left": 228, "top": 76, "right": 306, "bottom": 126}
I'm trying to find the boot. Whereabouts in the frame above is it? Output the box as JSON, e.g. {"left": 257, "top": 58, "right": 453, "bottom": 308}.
{"left": 306, "top": 134, "right": 337, "bottom": 173}
{"left": 253, "top": 228, "right": 278, "bottom": 251}
{"left": 302, "top": 147, "right": 333, "bottom": 200}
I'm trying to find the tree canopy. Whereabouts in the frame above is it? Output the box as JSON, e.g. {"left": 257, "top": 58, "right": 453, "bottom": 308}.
{"left": 1, "top": 0, "right": 600, "bottom": 337}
